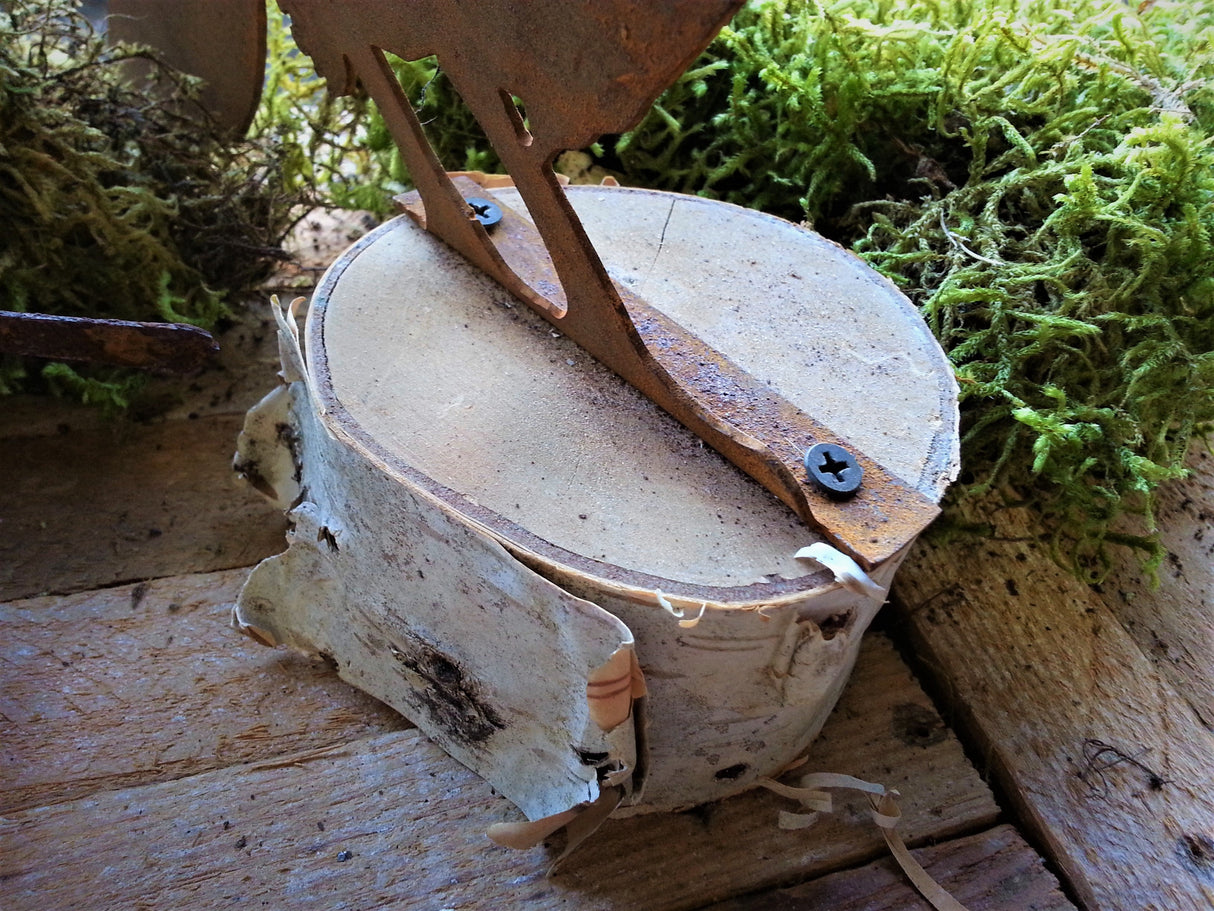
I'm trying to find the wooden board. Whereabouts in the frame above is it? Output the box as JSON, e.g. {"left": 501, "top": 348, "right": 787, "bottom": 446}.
{"left": 891, "top": 497, "right": 1214, "bottom": 911}
{"left": 0, "top": 568, "right": 406, "bottom": 814}
{"left": 2, "top": 566, "right": 1018, "bottom": 911}
{"left": 709, "top": 825, "right": 1074, "bottom": 911}
{"left": 0, "top": 724, "right": 1001, "bottom": 911}
{"left": 1099, "top": 441, "right": 1214, "bottom": 729}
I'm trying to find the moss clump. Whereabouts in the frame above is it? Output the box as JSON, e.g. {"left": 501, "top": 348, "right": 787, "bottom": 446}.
{"left": 607, "top": 0, "right": 1214, "bottom": 580}
{"left": 0, "top": 0, "right": 295, "bottom": 407}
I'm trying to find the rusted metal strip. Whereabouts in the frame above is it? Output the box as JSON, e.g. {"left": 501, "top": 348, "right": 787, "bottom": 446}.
{"left": 398, "top": 184, "right": 939, "bottom": 570}
{"left": 0, "top": 311, "right": 218, "bottom": 372}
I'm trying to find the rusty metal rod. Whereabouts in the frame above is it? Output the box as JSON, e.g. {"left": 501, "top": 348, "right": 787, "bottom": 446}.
{"left": 0, "top": 310, "right": 218, "bottom": 373}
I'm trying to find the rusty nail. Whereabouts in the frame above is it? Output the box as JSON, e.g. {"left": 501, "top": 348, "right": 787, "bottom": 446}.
{"left": 805, "top": 442, "right": 863, "bottom": 500}
{"left": 466, "top": 197, "right": 502, "bottom": 229}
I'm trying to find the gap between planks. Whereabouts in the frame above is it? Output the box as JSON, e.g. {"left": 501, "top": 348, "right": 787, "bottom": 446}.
{"left": 708, "top": 824, "right": 1072, "bottom": 911}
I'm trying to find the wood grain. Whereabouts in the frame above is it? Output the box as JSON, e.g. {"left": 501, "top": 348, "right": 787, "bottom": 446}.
{"left": 0, "top": 569, "right": 407, "bottom": 814}
{"left": 1, "top": 566, "right": 1002, "bottom": 910}
{"left": 0, "top": 413, "right": 286, "bottom": 602}
{"left": 1099, "top": 442, "right": 1214, "bottom": 729}
{"left": 707, "top": 824, "right": 1073, "bottom": 911}
{"left": 891, "top": 506, "right": 1214, "bottom": 911}
{"left": 1, "top": 646, "right": 995, "bottom": 911}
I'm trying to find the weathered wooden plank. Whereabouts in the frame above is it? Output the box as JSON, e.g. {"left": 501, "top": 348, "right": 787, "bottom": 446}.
{"left": 707, "top": 824, "right": 1074, "bottom": 911}
{"left": 0, "top": 562, "right": 999, "bottom": 910}
{"left": 0, "top": 569, "right": 407, "bottom": 814}
{"left": 891, "top": 507, "right": 1214, "bottom": 911}
{"left": 0, "top": 569, "right": 995, "bottom": 836}
{"left": 0, "top": 414, "right": 287, "bottom": 601}
{"left": 1099, "top": 441, "right": 1214, "bottom": 729}
{"left": 0, "top": 657, "right": 995, "bottom": 911}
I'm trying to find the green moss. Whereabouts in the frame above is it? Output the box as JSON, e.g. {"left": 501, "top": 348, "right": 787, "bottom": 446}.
{"left": 0, "top": 0, "right": 296, "bottom": 408}
{"left": 603, "top": 0, "right": 1214, "bottom": 581}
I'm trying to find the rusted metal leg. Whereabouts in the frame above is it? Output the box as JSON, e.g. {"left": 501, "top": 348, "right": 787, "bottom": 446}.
{"left": 354, "top": 48, "right": 564, "bottom": 321}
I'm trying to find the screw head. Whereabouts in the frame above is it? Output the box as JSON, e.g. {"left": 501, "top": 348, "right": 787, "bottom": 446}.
{"left": 466, "top": 197, "right": 502, "bottom": 229}
{"left": 804, "top": 442, "right": 863, "bottom": 500}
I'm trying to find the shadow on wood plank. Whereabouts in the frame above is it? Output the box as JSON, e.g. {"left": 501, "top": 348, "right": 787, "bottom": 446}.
{"left": 0, "top": 569, "right": 408, "bottom": 813}
{"left": 0, "top": 413, "right": 287, "bottom": 601}
{"left": 1099, "top": 441, "right": 1214, "bottom": 729}
{"left": 706, "top": 824, "right": 1074, "bottom": 911}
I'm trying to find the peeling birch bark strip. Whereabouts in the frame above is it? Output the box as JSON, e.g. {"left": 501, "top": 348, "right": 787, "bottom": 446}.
{"left": 891, "top": 509, "right": 1214, "bottom": 911}
{"left": 0, "top": 634, "right": 997, "bottom": 911}
{"left": 0, "top": 414, "right": 286, "bottom": 602}
{"left": 0, "top": 569, "right": 406, "bottom": 814}
{"left": 707, "top": 825, "right": 1074, "bottom": 911}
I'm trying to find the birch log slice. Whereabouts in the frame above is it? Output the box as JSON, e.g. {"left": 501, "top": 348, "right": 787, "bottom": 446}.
{"left": 234, "top": 186, "right": 959, "bottom": 826}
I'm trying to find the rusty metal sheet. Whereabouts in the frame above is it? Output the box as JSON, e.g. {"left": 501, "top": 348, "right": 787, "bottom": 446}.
{"left": 0, "top": 311, "right": 217, "bottom": 372}
{"left": 280, "top": 0, "right": 940, "bottom": 567}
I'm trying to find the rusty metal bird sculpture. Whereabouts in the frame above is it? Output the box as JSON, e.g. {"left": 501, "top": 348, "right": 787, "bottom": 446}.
{"left": 173, "top": 0, "right": 935, "bottom": 567}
